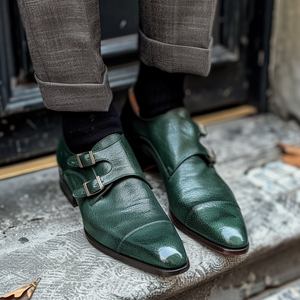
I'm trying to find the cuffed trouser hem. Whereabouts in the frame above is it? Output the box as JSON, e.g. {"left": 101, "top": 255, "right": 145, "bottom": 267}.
{"left": 139, "top": 29, "right": 212, "bottom": 77}
{"left": 35, "top": 68, "right": 112, "bottom": 112}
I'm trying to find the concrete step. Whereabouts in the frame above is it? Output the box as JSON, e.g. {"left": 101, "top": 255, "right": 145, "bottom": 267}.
{"left": 250, "top": 277, "right": 300, "bottom": 300}
{"left": 1, "top": 113, "right": 300, "bottom": 300}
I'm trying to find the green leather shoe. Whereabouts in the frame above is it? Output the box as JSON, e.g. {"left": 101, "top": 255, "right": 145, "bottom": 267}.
{"left": 57, "top": 133, "right": 189, "bottom": 276}
{"left": 121, "top": 90, "right": 249, "bottom": 255}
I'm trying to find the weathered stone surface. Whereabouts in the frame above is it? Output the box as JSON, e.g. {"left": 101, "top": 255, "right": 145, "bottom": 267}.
{"left": 171, "top": 242, "right": 300, "bottom": 300}
{"left": 249, "top": 266, "right": 300, "bottom": 300}
{"left": 1, "top": 114, "right": 300, "bottom": 299}
{"left": 203, "top": 113, "right": 300, "bottom": 180}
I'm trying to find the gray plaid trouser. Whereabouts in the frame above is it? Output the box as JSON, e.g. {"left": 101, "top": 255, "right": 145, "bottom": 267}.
{"left": 18, "top": 0, "right": 217, "bottom": 112}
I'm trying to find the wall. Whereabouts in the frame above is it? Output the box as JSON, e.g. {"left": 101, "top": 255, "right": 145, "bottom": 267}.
{"left": 269, "top": 0, "right": 300, "bottom": 119}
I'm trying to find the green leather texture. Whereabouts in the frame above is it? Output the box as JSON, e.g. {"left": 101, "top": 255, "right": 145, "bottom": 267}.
{"left": 57, "top": 134, "right": 188, "bottom": 270}
{"left": 121, "top": 106, "right": 249, "bottom": 250}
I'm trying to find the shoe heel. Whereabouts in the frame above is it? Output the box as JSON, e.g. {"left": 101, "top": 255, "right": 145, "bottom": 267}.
{"left": 59, "top": 176, "right": 78, "bottom": 207}
{"left": 130, "top": 142, "right": 156, "bottom": 171}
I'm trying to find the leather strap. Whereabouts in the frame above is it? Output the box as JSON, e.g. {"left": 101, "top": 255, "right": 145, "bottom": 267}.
{"left": 198, "top": 123, "right": 208, "bottom": 137}
{"left": 152, "top": 112, "right": 216, "bottom": 175}
{"left": 67, "top": 143, "right": 116, "bottom": 169}
{"left": 168, "top": 139, "right": 216, "bottom": 174}
{"left": 70, "top": 135, "right": 151, "bottom": 198}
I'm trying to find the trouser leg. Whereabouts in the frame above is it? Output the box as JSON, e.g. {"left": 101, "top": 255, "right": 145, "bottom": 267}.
{"left": 17, "top": 0, "right": 112, "bottom": 112}
{"left": 139, "top": 0, "right": 217, "bottom": 76}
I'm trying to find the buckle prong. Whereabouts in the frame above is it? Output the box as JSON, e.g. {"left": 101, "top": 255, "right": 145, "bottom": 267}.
{"left": 83, "top": 176, "right": 104, "bottom": 197}
{"left": 204, "top": 146, "right": 216, "bottom": 165}
{"left": 199, "top": 124, "right": 208, "bottom": 137}
{"left": 76, "top": 151, "right": 96, "bottom": 168}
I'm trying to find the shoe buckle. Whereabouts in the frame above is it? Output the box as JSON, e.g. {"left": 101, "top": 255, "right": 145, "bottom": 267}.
{"left": 199, "top": 123, "right": 208, "bottom": 137}
{"left": 76, "top": 151, "right": 96, "bottom": 168}
{"left": 204, "top": 146, "right": 216, "bottom": 165}
{"left": 83, "top": 176, "right": 104, "bottom": 197}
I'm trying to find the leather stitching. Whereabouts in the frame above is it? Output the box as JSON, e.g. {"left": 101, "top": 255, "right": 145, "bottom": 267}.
{"left": 116, "top": 220, "right": 171, "bottom": 253}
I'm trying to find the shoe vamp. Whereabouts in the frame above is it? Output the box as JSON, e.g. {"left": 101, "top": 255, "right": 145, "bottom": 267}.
{"left": 167, "top": 156, "right": 239, "bottom": 221}
{"left": 167, "top": 156, "right": 248, "bottom": 248}
{"left": 80, "top": 177, "right": 170, "bottom": 251}
{"left": 117, "top": 220, "right": 187, "bottom": 269}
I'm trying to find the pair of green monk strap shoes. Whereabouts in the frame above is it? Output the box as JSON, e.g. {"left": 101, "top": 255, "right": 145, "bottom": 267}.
{"left": 57, "top": 90, "right": 249, "bottom": 276}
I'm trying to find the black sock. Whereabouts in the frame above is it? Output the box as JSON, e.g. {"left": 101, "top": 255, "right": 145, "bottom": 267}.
{"left": 61, "top": 103, "right": 123, "bottom": 153}
{"left": 134, "top": 62, "right": 185, "bottom": 118}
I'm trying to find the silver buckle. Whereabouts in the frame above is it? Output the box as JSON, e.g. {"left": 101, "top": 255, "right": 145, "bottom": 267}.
{"left": 204, "top": 146, "right": 216, "bottom": 164}
{"left": 76, "top": 151, "right": 96, "bottom": 168}
{"left": 83, "top": 176, "right": 104, "bottom": 197}
{"left": 199, "top": 124, "right": 207, "bottom": 137}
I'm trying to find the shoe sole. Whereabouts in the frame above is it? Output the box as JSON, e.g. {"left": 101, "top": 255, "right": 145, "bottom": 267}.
{"left": 170, "top": 211, "right": 249, "bottom": 256}
{"left": 129, "top": 140, "right": 249, "bottom": 256}
{"left": 59, "top": 175, "right": 190, "bottom": 276}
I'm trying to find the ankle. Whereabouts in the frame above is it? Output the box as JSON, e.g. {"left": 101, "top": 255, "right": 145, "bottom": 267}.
{"left": 61, "top": 104, "right": 123, "bottom": 153}
{"left": 134, "top": 62, "right": 185, "bottom": 118}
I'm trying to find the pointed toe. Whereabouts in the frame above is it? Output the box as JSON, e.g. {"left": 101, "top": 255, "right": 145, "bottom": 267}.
{"left": 157, "top": 246, "right": 187, "bottom": 268}
{"left": 117, "top": 221, "right": 189, "bottom": 271}
{"left": 176, "top": 201, "right": 249, "bottom": 253}
{"left": 219, "top": 225, "right": 248, "bottom": 249}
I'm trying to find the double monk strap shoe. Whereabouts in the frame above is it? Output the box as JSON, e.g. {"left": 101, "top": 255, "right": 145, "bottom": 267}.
{"left": 57, "top": 133, "right": 189, "bottom": 276}
{"left": 121, "top": 90, "right": 249, "bottom": 255}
